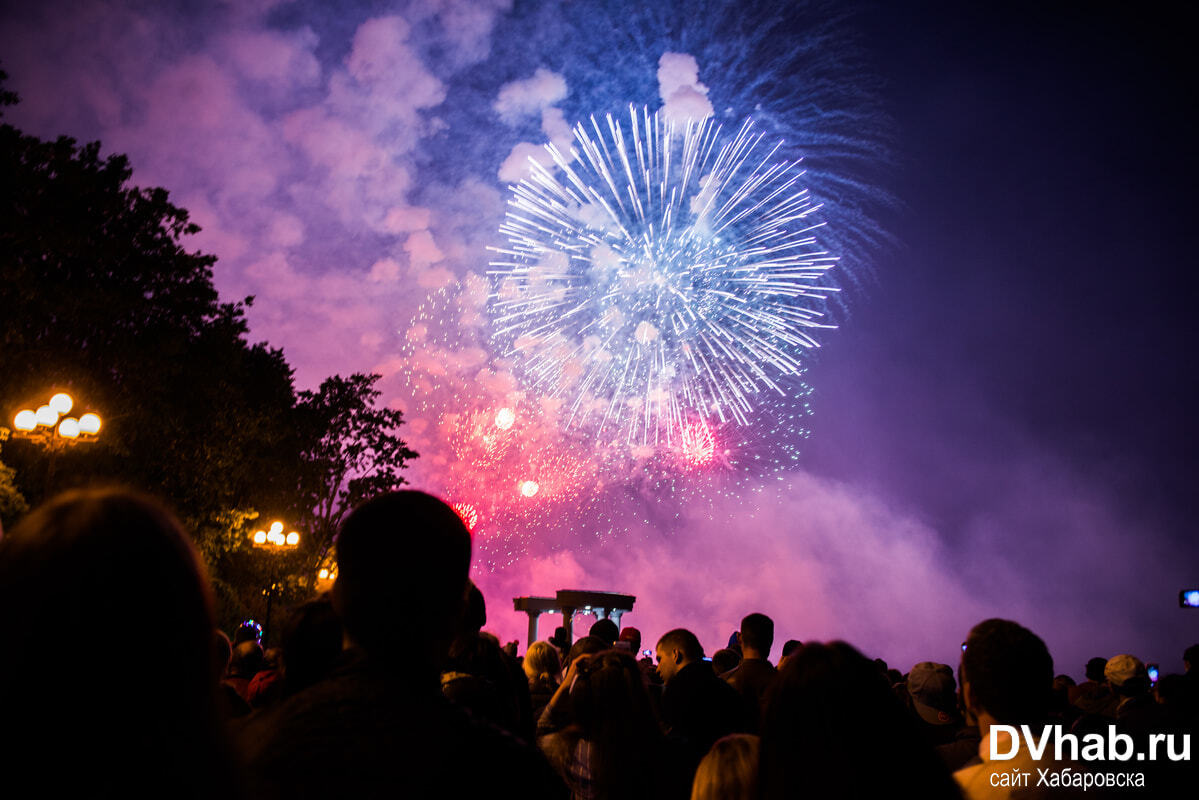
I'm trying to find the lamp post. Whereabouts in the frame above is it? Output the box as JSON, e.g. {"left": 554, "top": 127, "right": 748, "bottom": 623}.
{"left": 315, "top": 563, "right": 337, "bottom": 592}
{"left": 12, "top": 392, "right": 103, "bottom": 494}
{"left": 12, "top": 392, "right": 103, "bottom": 444}
{"left": 251, "top": 521, "right": 300, "bottom": 644}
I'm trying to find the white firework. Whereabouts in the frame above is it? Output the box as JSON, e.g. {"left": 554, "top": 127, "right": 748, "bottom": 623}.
{"left": 489, "top": 105, "right": 838, "bottom": 451}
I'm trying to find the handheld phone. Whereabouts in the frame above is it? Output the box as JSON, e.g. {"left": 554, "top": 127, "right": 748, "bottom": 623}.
{"left": 1147, "top": 663, "right": 1159, "bottom": 683}
{"left": 642, "top": 649, "right": 653, "bottom": 658}
{"left": 961, "top": 642, "right": 968, "bottom": 652}
{"left": 1180, "top": 589, "right": 1199, "bottom": 608}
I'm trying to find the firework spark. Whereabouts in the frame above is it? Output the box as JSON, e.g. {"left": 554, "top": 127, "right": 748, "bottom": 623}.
{"left": 489, "top": 106, "right": 838, "bottom": 458}
{"left": 680, "top": 419, "right": 716, "bottom": 467}
{"left": 452, "top": 502, "right": 480, "bottom": 532}
{"left": 494, "top": 407, "right": 516, "bottom": 430}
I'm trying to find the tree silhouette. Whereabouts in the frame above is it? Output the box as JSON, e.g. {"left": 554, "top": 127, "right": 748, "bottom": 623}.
{"left": 297, "top": 373, "right": 419, "bottom": 560}
{"left": 0, "top": 70, "right": 419, "bottom": 631}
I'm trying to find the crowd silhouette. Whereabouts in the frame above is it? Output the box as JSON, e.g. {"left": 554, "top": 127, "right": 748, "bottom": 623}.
{"left": 0, "top": 487, "right": 1195, "bottom": 799}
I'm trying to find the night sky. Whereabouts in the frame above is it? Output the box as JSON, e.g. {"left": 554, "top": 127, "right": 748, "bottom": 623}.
{"left": 2, "top": 0, "right": 1195, "bottom": 674}
{"left": 806, "top": 0, "right": 1198, "bottom": 662}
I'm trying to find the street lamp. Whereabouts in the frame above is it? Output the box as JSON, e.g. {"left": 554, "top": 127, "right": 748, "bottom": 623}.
{"left": 12, "top": 392, "right": 102, "bottom": 446}
{"left": 251, "top": 521, "right": 300, "bottom": 644}
{"left": 252, "top": 521, "right": 300, "bottom": 549}
{"left": 316, "top": 563, "right": 338, "bottom": 592}
{"left": 11, "top": 392, "right": 104, "bottom": 495}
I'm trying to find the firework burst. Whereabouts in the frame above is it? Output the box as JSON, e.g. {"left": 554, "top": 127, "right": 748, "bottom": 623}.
{"left": 489, "top": 106, "right": 838, "bottom": 459}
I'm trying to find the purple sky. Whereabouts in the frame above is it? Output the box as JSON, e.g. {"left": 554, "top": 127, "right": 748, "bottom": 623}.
{"left": 2, "top": 0, "right": 1195, "bottom": 675}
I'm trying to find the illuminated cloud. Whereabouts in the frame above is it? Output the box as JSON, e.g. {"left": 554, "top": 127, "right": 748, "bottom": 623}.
{"left": 493, "top": 67, "right": 568, "bottom": 121}
{"left": 657, "top": 51, "right": 714, "bottom": 122}
{"left": 494, "top": 67, "right": 573, "bottom": 182}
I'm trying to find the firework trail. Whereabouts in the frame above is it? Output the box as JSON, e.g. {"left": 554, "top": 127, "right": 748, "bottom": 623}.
{"left": 489, "top": 106, "right": 837, "bottom": 457}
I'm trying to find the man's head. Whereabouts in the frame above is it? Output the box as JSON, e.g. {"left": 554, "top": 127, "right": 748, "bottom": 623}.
{"left": 907, "top": 662, "right": 960, "bottom": 725}
{"left": 656, "top": 628, "right": 703, "bottom": 684}
{"left": 740, "top": 613, "right": 774, "bottom": 660}
{"left": 589, "top": 618, "right": 619, "bottom": 646}
{"left": 279, "top": 597, "right": 344, "bottom": 693}
{"left": 233, "top": 622, "right": 260, "bottom": 646}
{"left": 564, "top": 635, "right": 609, "bottom": 671}
{"left": 960, "top": 618, "right": 1053, "bottom": 726}
{"left": 618, "top": 626, "right": 642, "bottom": 654}
{"left": 712, "top": 648, "right": 742, "bottom": 676}
{"left": 549, "top": 626, "right": 571, "bottom": 654}
{"left": 1105, "top": 654, "right": 1149, "bottom": 697}
{"left": 334, "top": 490, "right": 471, "bottom": 669}
{"left": 462, "top": 581, "right": 486, "bottom": 633}
{"left": 1183, "top": 644, "right": 1199, "bottom": 674}
{"left": 230, "top": 640, "right": 264, "bottom": 678}
{"left": 1084, "top": 657, "right": 1108, "bottom": 683}
{"left": 778, "top": 639, "right": 804, "bottom": 671}
{"left": 0, "top": 489, "right": 219, "bottom": 729}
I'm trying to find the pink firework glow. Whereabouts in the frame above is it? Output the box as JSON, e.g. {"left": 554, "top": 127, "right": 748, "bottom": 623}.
{"left": 451, "top": 502, "right": 480, "bottom": 533}
{"left": 681, "top": 421, "right": 716, "bottom": 467}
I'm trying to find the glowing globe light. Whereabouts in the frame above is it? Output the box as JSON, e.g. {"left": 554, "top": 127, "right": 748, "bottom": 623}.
{"left": 49, "top": 393, "right": 73, "bottom": 415}
{"left": 520, "top": 480, "right": 540, "bottom": 498}
{"left": 318, "top": 568, "right": 330, "bottom": 580}
{"left": 452, "top": 502, "right": 479, "bottom": 531}
{"left": 57, "top": 417, "right": 81, "bottom": 439}
{"left": 285, "top": 531, "right": 300, "bottom": 546}
{"left": 253, "top": 530, "right": 268, "bottom": 545}
{"left": 494, "top": 407, "right": 516, "bottom": 430}
{"left": 35, "top": 405, "right": 58, "bottom": 427}
{"left": 13, "top": 410, "right": 37, "bottom": 431}
{"left": 78, "top": 413, "right": 102, "bottom": 435}
{"left": 269, "top": 521, "right": 284, "bottom": 535}
{"left": 681, "top": 420, "right": 716, "bottom": 467}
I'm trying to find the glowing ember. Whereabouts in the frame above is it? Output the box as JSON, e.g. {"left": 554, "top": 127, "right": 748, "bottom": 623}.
{"left": 520, "top": 480, "right": 540, "bottom": 497}
{"left": 681, "top": 420, "right": 716, "bottom": 467}
{"left": 494, "top": 407, "right": 516, "bottom": 430}
{"left": 452, "top": 502, "right": 479, "bottom": 532}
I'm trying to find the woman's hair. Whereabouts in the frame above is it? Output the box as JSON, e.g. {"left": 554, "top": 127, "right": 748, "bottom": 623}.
{"left": 564, "top": 634, "right": 610, "bottom": 669}
{"left": 567, "top": 650, "right": 664, "bottom": 799}
{"left": 0, "top": 488, "right": 239, "bottom": 797}
{"left": 712, "top": 647, "right": 743, "bottom": 676}
{"left": 691, "top": 734, "right": 760, "bottom": 800}
{"left": 524, "top": 640, "right": 562, "bottom": 683}
{"left": 759, "top": 641, "right": 961, "bottom": 800}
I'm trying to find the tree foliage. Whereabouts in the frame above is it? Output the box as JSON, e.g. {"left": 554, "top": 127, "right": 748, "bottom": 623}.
{"left": 296, "top": 373, "right": 419, "bottom": 559}
{"left": 0, "top": 68, "right": 18, "bottom": 116}
{"left": 0, "top": 121, "right": 301, "bottom": 533}
{"left": 0, "top": 429, "right": 30, "bottom": 524}
{"left": 0, "top": 73, "right": 417, "bottom": 620}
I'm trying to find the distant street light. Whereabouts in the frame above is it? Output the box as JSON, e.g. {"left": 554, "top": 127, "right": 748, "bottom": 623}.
{"left": 12, "top": 392, "right": 102, "bottom": 447}
{"left": 251, "top": 521, "right": 300, "bottom": 643}
{"left": 11, "top": 392, "right": 104, "bottom": 495}
{"left": 316, "top": 563, "right": 338, "bottom": 592}
{"left": 252, "top": 520, "right": 300, "bottom": 550}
